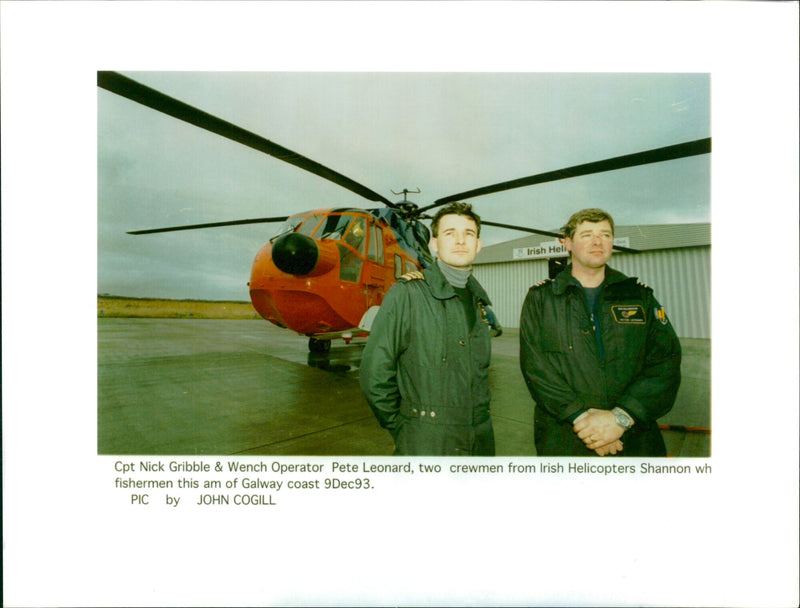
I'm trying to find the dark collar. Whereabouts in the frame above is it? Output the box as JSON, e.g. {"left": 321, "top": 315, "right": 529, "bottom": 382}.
{"left": 552, "top": 265, "right": 632, "bottom": 296}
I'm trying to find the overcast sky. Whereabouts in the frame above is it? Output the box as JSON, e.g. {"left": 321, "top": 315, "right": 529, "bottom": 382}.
{"left": 98, "top": 72, "right": 709, "bottom": 301}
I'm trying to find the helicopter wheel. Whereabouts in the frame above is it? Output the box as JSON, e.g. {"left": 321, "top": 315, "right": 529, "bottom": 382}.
{"left": 308, "top": 338, "right": 332, "bottom": 353}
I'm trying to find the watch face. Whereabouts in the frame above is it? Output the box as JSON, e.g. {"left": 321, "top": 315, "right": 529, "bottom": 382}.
{"left": 615, "top": 411, "right": 631, "bottom": 428}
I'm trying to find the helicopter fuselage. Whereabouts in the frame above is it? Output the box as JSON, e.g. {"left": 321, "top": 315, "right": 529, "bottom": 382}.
{"left": 248, "top": 208, "right": 423, "bottom": 342}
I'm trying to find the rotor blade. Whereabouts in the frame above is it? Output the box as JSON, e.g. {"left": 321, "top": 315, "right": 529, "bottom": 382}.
{"left": 420, "top": 138, "right": 712, "bottom": 212}
{"left": 481, "top": 220, "right": 640, "bottom": 253}
{"left": 480, "top": 220, "right": 563, "bottom": 239}
{"left": 127, "top": 216, "right": 289, "bottom": 235}
{"left": 98, "top": 71, "right": 396, "bottom": 207}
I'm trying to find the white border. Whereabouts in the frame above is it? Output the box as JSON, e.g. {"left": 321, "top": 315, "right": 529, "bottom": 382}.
{"left": 3, "top": 2, "right": 798, "bottom": 607}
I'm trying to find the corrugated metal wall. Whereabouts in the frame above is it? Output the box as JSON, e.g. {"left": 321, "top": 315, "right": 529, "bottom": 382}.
{"left": 473, "top": 246, "right": 710, "bottom": 338}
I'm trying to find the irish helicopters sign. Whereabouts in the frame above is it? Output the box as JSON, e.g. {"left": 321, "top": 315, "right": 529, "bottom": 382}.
{"left": 512, "top": 237, "right": 630, "bottom": 260}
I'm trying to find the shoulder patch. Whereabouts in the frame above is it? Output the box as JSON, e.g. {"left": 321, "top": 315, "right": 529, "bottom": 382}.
{"left": 399, "top": 270, "right": 425, "bottom": 282}
{"left": 654, "top": 306, "right": 670, "bottom": 325}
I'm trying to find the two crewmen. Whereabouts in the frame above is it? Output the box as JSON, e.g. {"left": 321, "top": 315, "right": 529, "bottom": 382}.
{"left": 360, "top": 205, "right": 682, "bottom": 457}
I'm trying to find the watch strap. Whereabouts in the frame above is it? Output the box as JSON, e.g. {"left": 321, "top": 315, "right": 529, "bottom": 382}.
{"left": 612, "top": 407, "right": 634, "bottom": 429}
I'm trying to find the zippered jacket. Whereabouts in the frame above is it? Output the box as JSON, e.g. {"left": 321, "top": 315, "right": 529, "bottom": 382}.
{"left": 519, "top": 266, "right": 681, "bottom": 456}
{"left": 360, "top": 262, "right": 495, "bottom": 455}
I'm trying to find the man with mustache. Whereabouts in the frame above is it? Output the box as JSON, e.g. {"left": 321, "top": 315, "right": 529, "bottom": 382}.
{"left": 519, "top": 208, "right": 681, "bottom": 456}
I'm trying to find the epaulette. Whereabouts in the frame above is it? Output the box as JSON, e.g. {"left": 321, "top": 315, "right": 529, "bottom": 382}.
{"left": 636, "top": 279, "right": 652, "bottom": 290}
{"left": 532, "top": 278, "right": 553, "bottom": 289}
{"left": 399, "top": 271, "right": 425, "bottom": 283}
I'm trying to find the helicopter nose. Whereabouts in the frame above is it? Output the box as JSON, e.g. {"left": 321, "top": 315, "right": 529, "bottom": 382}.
{"left": 272, "top": 232, "right": 319, "bottom": 275}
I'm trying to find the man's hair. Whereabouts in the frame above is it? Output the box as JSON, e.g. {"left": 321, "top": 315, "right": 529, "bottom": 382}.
{"left": 430, "top": 202, "right": 482, "bottom": 237}
{"left": 561, "top": 208, "right": 615, "bottom": 240}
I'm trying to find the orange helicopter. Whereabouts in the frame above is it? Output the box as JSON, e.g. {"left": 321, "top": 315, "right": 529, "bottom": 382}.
{"left": 98, "top": 72, "right": 710, "bottom": 353}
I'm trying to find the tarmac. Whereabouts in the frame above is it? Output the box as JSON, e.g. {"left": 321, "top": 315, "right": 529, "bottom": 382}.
{"left": 98, "top": 318, "right": 711, "bottom": 456}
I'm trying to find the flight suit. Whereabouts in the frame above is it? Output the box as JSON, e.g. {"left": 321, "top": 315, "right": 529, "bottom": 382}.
{"left": 519, "top": 266, "right": 681, "bottom": 456}
{"left": 360, "top": 262, "right": 495, "bottom": 456}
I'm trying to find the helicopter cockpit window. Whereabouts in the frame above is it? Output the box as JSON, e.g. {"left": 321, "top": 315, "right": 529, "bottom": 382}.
{"left": 271, "top": 214, "right": 323, "bottom": 242}
{"left": 336, "top": 216, "right": 365, "bottom": 282}
{"left": 368, "top": 224, "right": 384, "bottom": 263}
{"left": 338, "top": 244, "right": 362, "bottom": 282}
{"left": 271, "top": 217, "right": 304, "bottom": 241}
{"left": 295, "top": 214, "right": 323, "bottom": 237}
{"left": 344, "top": 216, "right": 367, "bottom": 254}
{"left": 317, "top": 214, "right": 353, "bottom": 241}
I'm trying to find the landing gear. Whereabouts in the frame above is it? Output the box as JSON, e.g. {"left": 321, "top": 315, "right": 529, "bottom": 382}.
{"left": 308, "top": 337, "right": 332, "bottom": 353}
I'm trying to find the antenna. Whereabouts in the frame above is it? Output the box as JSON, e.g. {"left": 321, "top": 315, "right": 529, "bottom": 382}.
{"left": 390, "top": 188, "right": 421, "bottom": 202}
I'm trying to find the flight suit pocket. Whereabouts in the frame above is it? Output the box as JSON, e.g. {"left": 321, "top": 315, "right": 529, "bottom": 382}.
{"left": 540, "top": 326, "right": 565, "bottom": 353}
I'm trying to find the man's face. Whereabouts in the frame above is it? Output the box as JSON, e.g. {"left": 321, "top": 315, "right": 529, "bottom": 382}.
{"left": 429, "top": 213, "right": 482, "bottom": 269}
{"left": 565, "top": 220, "right": 614, "bottom": 271}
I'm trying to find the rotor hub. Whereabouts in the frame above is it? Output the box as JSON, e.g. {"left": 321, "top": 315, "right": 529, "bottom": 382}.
{"left": 396, "top": 202, "right": 419, "bottom": 216}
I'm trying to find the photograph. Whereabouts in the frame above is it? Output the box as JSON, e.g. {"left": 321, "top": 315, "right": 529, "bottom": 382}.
{"left": 97, "top": 71, "right": 710, "bottom": 459}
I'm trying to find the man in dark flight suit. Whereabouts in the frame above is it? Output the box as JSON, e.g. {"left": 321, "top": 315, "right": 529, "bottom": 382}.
{"left": 360, "top": 202, "right": 496, "bottom": 456}
{"left": 519, "top": 208, "right": 681, "bottom": 456}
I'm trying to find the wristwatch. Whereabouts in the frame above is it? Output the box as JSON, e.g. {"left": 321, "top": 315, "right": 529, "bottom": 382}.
{"left": 612, "top": 407, "right": 634, "bottom": 430}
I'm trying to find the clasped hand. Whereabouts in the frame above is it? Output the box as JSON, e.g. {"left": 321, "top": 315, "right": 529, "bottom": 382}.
{"left": 573, "top": 408, "right": 624, "bottom": 456}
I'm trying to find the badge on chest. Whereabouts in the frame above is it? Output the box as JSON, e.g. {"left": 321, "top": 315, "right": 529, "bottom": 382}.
{"left": 611, "top": 304, "right": 646, "bottom": 324}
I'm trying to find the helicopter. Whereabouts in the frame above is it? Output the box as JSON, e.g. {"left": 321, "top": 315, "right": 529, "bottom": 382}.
{"left": 98, "top": 71, "right": 711, "bottom": 353}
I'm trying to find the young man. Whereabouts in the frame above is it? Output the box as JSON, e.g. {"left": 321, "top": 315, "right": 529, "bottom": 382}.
{"left": 519, "top": 208, "right": 681, "bottom": 456}
{"left": 359, "top": 202, "right": 496, "bottom": 456}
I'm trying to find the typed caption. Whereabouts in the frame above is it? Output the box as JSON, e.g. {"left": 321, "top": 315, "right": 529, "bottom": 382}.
{"left": 110, "top": 458, "right": 712, "bottom": 509}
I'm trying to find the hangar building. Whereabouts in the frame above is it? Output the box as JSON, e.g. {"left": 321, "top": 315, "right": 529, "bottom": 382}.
{"left": 472, "top": 223, "right": 711, "bottom": 339}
